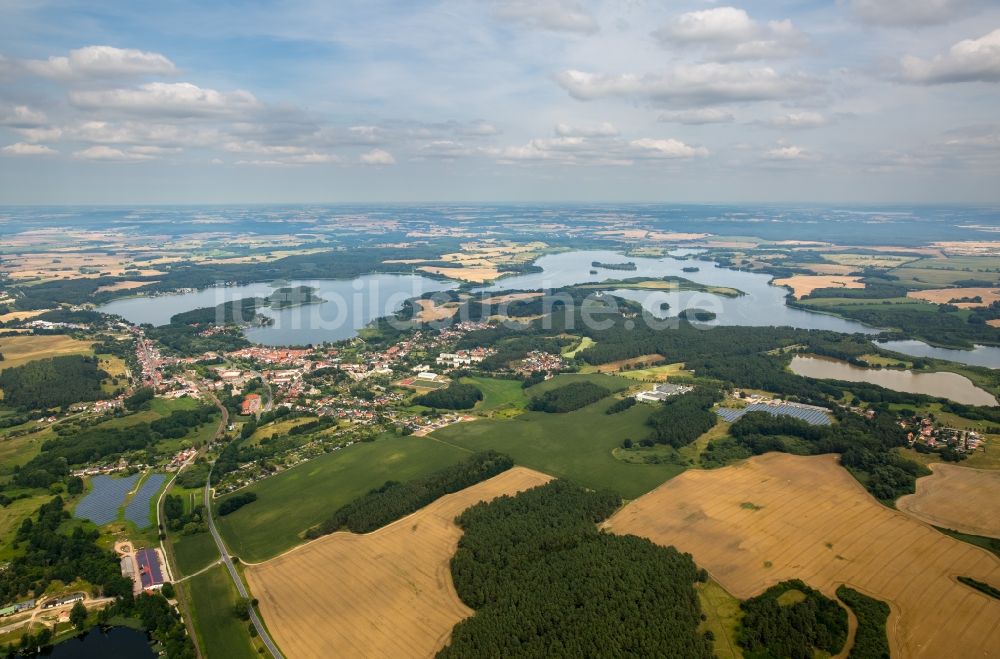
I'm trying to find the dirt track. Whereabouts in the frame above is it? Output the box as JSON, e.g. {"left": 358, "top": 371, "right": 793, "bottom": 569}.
{"left": 897, "top": 463, "right": 1000, "bottom": 538}
{"left": 603, "top": 453, "right": 1000, "bottom": 659}
{"left": 246, "top": 467, "right": 553, "bottom": 659}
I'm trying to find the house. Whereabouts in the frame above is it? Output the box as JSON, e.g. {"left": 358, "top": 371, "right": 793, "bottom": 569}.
{"left": 241, "top": 393, "right": 262, "bottom": 416}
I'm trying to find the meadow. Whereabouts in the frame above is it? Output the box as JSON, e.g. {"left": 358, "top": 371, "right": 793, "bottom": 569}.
{"left": 604, "top": 453, "right": 1000, "bottom": 658}
{"left": 461, "top": 376, "right": 527, "bottom": 416}
{"left": 183, "top": 564, "right": 260, "bottom": 659}
{"left": 215, "top": 435, "right": 469, "bottom": 562}
{"left": 0, "top": 335, "right": 94, "bottom": 371}
{"left": 432, "top": 380, "right": 684, "bottom": 499}
{"left": 247, "top": 467, "right": 552, "bottom": 659}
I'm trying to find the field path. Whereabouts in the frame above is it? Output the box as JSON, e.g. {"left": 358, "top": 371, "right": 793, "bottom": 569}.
{"left": 897, "top": 463, "right": 1000, "bottom": 538}
{"left": 603, "top": 453, "right": 1000, "bottom": 659}
{"left": 246, "top": 467, "right": 552, "bottom": 659}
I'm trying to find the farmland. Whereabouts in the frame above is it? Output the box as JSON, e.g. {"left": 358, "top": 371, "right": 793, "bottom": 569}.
{"left": 897, "top": 463, "right": 1000, "bottom": 538}
{"left": 0, "top": 334, "right": 94, "bottom": 371}
{"left": 183, "top": 564, "right": 260, "bottom": 659}
{"left": 431, "top": 381, "right": 686, "bottom": 499}
{"left": 461, "top": 376, "right": 527, "bottom": 415}
{"left": 908, "top": 286, "right": 1000, "bottom": 308}
{"left": 771, "top": 274, "right": 865, "bottom": 298}
{"left": 603, "top": 453, "right": 1000, "bottom": 658}
{"left": 215, "top": 435, "right": 469, "bottom": 562}
{"left": 246, "top": 467, "right": 552, "bottom": 659}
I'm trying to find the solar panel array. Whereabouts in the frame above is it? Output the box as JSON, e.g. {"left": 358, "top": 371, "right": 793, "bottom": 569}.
{"left": 74, "top": 474, "right": 140, "bottom": 525}
{"left": 136, "top": 548, "right": 164, "bottom": 588}
{"left": 716, "top": 403, "right": 832, "bottom": 426}
{"left": 125, "top": 474, "right": 167, "bottom": 528}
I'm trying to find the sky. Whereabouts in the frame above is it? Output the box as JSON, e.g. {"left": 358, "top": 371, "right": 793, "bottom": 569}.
{"left": 0, "top": 0, "right": 998, "bottom": 204}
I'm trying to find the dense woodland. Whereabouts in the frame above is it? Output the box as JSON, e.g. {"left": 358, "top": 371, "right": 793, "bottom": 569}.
{"left": 413, "top": 382, "right": 483, "bottom": 409}
{"left": 645, "top": 387, "right": 722, "bottom": 448}
{"left": 527, "top": 381, "right": 610, "bottom": 413}
{"left": 0, "top": 355, "right": 107, "bottom": 410}
{"left": 440, "top": 480, "right": 713, "bottom": 658}
{"left": 306, "top": 451, "right": 513, "bottom": 537}
{"left": 836, "top": 586, "right": 891, "bottom": 659}
{"left": 738, "top": 580, "right": 847, "bottom": 659}
{"left": 0, "top": 497, "right": 133, "bottom": 603}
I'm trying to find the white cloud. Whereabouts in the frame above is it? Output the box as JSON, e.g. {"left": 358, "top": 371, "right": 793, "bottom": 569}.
{"left": 493, "top": 0, "right": 598, "bottom": 34}
{"left": 653, "top": 7, "right": 808, "bottom": 61}
{"left": 70, "top": 82, "right": 259, "bottom": 117}
{"left": 658, "top": 108, "right": 735, "bottom": 125}
{"left": 348, "top": 125, "right": 385, "bottom": 144}
{"left": 554, "top": 122, "right": 619, "bottom": 137}
{"left": 15, "top": 126, "right": 63, "bottom": 142}
{"left": 73, "top": 145, "right": 156, "bottom": 161}
{"left": 2, "top": 142, "right": 56, "bottom": 156}
{"left": 846, "top": 0, "right": 976, "bottom": 27}
{"left": 284, "top": 152, "right": 339, "bottom": 164}
{"left": 25, "top": 45, "right": 176, "bottom": 79}
{"left": 630, "top": 138, "right": 709, "bottom": 158}
{"left": 0, "top": 105, "right": 46, "bottom": 127}
{"left": 901, "top": 29, "right": 1000, "bottom": 84}
{"left": 764, "top": 144, "right": 809, "bottom": 160}
{"left": 67, "top": 120, "right": 219, "bottom": 147}
{"left": 768, "top": 111, "right": 828, "bottom": 128}
{"left": 556, "top": 64, "right": 820, "bottom": 106}
{"left": 360, "top": 148, "right": 396, "bottom": 165}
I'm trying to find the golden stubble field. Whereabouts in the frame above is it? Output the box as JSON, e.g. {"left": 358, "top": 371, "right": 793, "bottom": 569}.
{"left": 908, "top": 287, "right": 1000, "bottom": 308}
{"left": 603, "top": 453, "right": 1000, "bottom": 659}
{"left": 772, "top": 275, "right": 865, "bottom": 298}
{"left": 897, "top": 463, "right": 1000, "bottom": 538}
{"left": 246, "top": 467, "right": 553, "bottom": 659}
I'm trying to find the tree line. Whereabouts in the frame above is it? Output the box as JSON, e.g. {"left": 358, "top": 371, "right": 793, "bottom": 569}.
{"left": 527, "top": 381, "right": 610, "bottom": 413}
{"left": 413, "top": 382, "right": 483, "bottom": 409}
{"left": 306, "top": 451, "right": 513, "bottom": 538}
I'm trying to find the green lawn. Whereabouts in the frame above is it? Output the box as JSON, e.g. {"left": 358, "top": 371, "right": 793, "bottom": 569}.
{"left": 430, "top": 394, "right": 684, "bottom": 499}
{"left": 215, "top": 435, "right": 469, "bottom": 562}
{"left": 172, "top": 531, "right": 219, "bottom": 577}
{"left": 463, "top": 376, "right": 528, "bottom": 414}
{"left": 184, "top": 564, "right": 259, "bottom": 659}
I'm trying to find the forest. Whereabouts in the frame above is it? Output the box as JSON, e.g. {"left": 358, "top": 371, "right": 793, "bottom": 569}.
{"left": 306, "top": 451, "right": 513, "bottom": 538}
{"left": 738, "top": 580, "right": 847, "bottom": 659}
{"left": 527, "top": 381, "right": 610, "bottom": 413}
{"left": 413, "top": 382, "right": 483, "bottom": 409}
{"left": 645, "top": 387, "right": 722, "bottom": 448}
{"left": 836, "top": 586, "right": 891, "bottom": 659}
{"left": 440, "top": 480, "right": 713, "bottom": 658}
{"left": 0, "top": 354, "right": 107, "bottom": 410}
{"left": 0, "top": 496, "right": 133, "bottom": 603}
{"left": 163, "top": 493, "right": 208, "bottom": 535}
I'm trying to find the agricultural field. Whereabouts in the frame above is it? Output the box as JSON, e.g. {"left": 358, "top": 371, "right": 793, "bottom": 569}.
{"left": 822, "top": 253, "right": 918, "bottom": 268}
{"left": 525, "top": 372, "right": 632, "bottom": 396}
{"left": 461, "top": 376, "right": 527, "bottom": 416}
{"left": 171, "top": 531, "right": 218, "bottom": 577}
{"left": 560, "top": 335, "right": 595, "bottom": 358}
{"left": 183, "top": 564, "right": 260, "bottom": 659}
{"left": 603, "top": 453, "right": 1000, "bottom": 658}
{"left": 246, "top": 467, "right": 552, "bottom": 659}
{"left": 581, "top": 353, "right": 665, "bottom": 374}
{"left": 897, "top": 463, "right": 1000, "bottom": 538}
{"left": 771, "top": 275, "right": 865, "bottom": 298}
{"left": 617, "top": 362, "right": 688, "bottom": 381}
{"left": 215, "top": 435, "right": 469, "bottom": 562}
{"left": 908, "top": 287, "right": 1000, "bottom": 308}
{"left": 412, "top": 298, "right": 459, "bottom": 322}
{"left": 431, "top": 384, "right": 684, "bottom": 499}
{"left": 0, "top": 334, "right": 94, "bottom": 371}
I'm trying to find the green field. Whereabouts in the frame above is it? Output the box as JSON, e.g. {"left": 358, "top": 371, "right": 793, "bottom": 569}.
{"left": 215, "top": 435, "right": 469, "bottom": 562}
{"left": 526, "top": 372, "right": 633, "bottom": 396}
{"left": 463, "top": 376, "right": 528, "bottom": 415}
{"left": 561, "top": 336, "right": 595, "bottom": 358}
{"left": 173, "top": 532, "right": 219, "bottom": 577}
{"left": 0, "top": 493, "right": 48, "bottom": 561}
{"left": 696, "top": 580, "right": 744, "bottom": 659}
{"left": 618, "top": 362, "right": 688, "bottom": 382}
{"left": 431, "top": 393, "right": 684, "bottom": 499}
{"left": 183, "top": 564, "right": 259, "bottom": 659}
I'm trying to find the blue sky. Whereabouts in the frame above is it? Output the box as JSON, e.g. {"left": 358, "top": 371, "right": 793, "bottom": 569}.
{"left": 1, "top": 0, "right": 998, "bottom": 204}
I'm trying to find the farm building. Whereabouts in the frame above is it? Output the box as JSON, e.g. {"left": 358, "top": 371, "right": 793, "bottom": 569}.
{"left": 0, "top": 599, "right": 34, "bottom": 617}
{"left": 136, "top": 548, "right": 165, "bottom": 590}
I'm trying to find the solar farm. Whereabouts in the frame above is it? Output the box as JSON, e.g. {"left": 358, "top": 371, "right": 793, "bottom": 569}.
{"left": 125, "top": 474, "right": 167, "bottom": 528}
{"left": 74, "top": 473, "right": 140, "bottom": 525}
{"left": 716, "top": 402, "right": 832, "bottom": 426}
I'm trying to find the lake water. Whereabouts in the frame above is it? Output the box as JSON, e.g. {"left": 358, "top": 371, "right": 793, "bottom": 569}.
{"left": 875, "top": 340, "right": 1000, "bottom": 370}
{"left": 99, "top": 274, "right": 454, "bottom": 345}
{"left": 790, "top": 355, "right": 998, "bottom": 406}
{"left": 44, "top": 626, "right": 154, "bottom": 658}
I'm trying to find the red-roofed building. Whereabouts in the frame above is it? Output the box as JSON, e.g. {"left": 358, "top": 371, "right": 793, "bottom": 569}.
{"left": 241, "top": 393, "right": 262, "bottom": 416}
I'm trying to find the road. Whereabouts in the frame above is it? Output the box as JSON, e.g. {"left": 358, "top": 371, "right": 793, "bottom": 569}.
{"left": 198, "top": 383, "right": 284, "bottom": 659}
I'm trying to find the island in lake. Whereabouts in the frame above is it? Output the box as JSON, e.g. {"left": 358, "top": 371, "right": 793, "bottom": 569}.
{"left": 592, "top": 261, "right": 637, "bottom": 271}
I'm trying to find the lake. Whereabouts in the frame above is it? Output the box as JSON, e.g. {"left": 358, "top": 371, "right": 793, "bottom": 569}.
{"left": 790, "top": 355, "right": 998, "bottom": 406}
{"left": 876, "top": 340, "right": 1000, "bottom": 370}
{"left": 98, "top": 274, "right": 454, "bottom": 345}
{"left": 44, "top": 626, "right": 154, "bottom": 658}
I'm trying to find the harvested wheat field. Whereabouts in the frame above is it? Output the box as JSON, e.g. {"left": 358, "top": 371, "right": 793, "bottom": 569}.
{"left": 413, "top": 299, "right": 458, "bottom": 322}
{"left": 246, "top": 467, "right": 553, "bottom": 659}
{"left": 603, "top": 453, "right": 1000, "bottom": 659}
{"left": 897, "top": 463, "right": 1000, "bottom": 538}
{"left": 908, "top": 287, "right": 1000, "bottom": 308}
{"left": 772, "top": 275, "right": 865, "bottom": 298}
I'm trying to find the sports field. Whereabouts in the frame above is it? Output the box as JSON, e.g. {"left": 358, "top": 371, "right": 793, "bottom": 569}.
{"left": 246, "top": 467, "right": 552, "bottom": 659}
{"left": 604, "top": 453, "right": 1000, "bottom": 658}
{"left": 216, "top": 436, "right": 469, "bottom": 562}
{"left": 897, "top": 463, "right": 1000, "bottom": 538}
{"left": 431, "top": 386, "right": 683, "bottom": 499}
